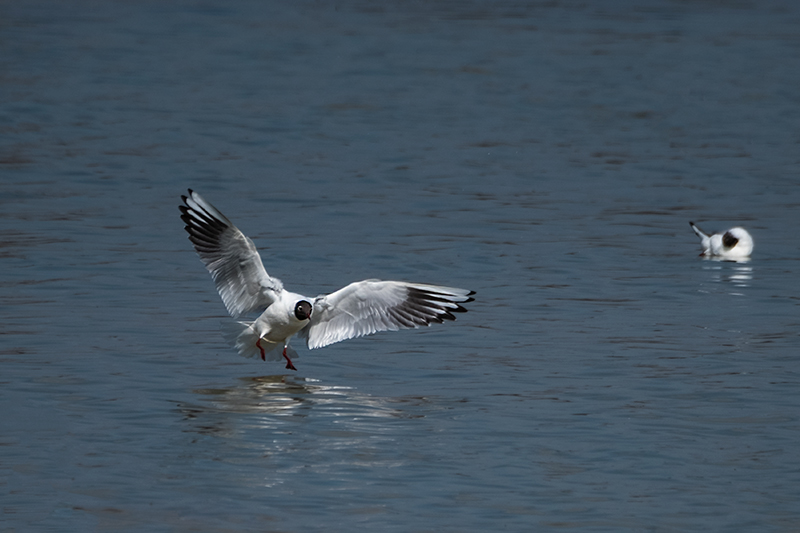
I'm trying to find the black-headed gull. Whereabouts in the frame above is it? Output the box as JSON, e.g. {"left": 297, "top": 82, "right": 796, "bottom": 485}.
{"left": 180, "top": 189, "right": 474, "bottom": 370}
{"left": 689, "top": 221, "right": 754, "bottom": 260}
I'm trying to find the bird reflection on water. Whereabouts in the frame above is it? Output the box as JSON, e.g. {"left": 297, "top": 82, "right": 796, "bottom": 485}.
{"left": 700, "top": 261, "right": 753, "bottom": 294}
{"left": 180, "top": 375, "right": 420, "bottom": 438}
{"left": 178, "top": 376, "right": 429, "bottom": 478}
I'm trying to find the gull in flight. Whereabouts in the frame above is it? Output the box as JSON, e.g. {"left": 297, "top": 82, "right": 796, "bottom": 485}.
{"left": 689, "top": 221, "right": 754, "bottom": 260}
{"left": 180, "top": 189, "right": 474, "bottom": 370}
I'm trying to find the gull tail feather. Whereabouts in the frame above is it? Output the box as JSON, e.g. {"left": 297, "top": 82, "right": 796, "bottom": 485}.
{"left": 689, "top": 221, "right": 708, "bottom": 239}
{"left": 220, "top": 320, "right": 282, "bottom": 361}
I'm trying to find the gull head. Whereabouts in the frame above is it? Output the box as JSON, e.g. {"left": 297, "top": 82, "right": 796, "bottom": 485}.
{"left": 294, "top": 300, "right": 312, "bottom": 321}
{"left": 718, "top": 227, "right": 753, "bottom": 258}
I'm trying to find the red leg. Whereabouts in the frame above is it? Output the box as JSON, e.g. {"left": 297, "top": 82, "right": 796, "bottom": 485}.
{"left": 282, "top": 346, "right": 297, "bottom": 371}
{"left": 256, "top": 338, "right": 266, "bottom": 361}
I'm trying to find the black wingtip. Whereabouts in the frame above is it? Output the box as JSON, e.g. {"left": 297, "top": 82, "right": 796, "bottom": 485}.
{"left": 460, "top": 291, "right": 475, "bottom": 306}
{"left": 689, "top": 221, "right": 695, "bottom": 227}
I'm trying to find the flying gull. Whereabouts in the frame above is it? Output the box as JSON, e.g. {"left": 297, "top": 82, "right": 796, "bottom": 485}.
{"left": 180, "top": 189, "right": 474, "bottom": 370}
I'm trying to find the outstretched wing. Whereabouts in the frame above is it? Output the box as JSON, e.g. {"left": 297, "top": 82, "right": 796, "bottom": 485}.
{"left": 299, "top": 280, "right": 474, "bottom": 350}
{"left": 180, "top": 189, "right": 283, "bottom": 317}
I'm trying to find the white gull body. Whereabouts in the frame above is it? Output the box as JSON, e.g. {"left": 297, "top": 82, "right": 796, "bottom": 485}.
{"left": 180, "top": 189, "right": 474, "bottom": 370}
{"left": 689, "top": 221, "right": 753, "bottom": 260}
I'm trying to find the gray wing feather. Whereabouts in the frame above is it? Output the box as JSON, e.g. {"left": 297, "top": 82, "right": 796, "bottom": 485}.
{"left": 300, "top": 280, "right": 474, "bottom": 349}
{"left": 180, "top": 189, "right": 283, "bottom": 317}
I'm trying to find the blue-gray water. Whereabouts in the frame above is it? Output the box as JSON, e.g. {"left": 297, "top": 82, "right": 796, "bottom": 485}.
{"left": 2, "top": 1, "right": 800, "bottom": 531}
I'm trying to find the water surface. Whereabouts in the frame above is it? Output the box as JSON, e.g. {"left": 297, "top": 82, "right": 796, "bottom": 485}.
{"left": 2, "top": 1, "right": 800, "bottom": 531}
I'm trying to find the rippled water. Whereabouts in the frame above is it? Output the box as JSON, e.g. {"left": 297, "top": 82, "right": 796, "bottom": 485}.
{"left": 2, "top": 1, "right": 800, "bottom": 531}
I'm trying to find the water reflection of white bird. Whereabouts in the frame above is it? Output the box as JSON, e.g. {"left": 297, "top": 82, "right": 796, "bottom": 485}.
{"left": 191, "top": 375, "right": 399, "bottom": 418}
{"left": 182, "top": 376, "right": 416, "bottom": 472}
{"left": 689, "top": 222, "right": 753, "bottom": 261}
{"left": 701, "top": 262, "right": 753, "bottom": 294}
{"left": 180, "top": 189, "right": 474, "bottom": 370}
